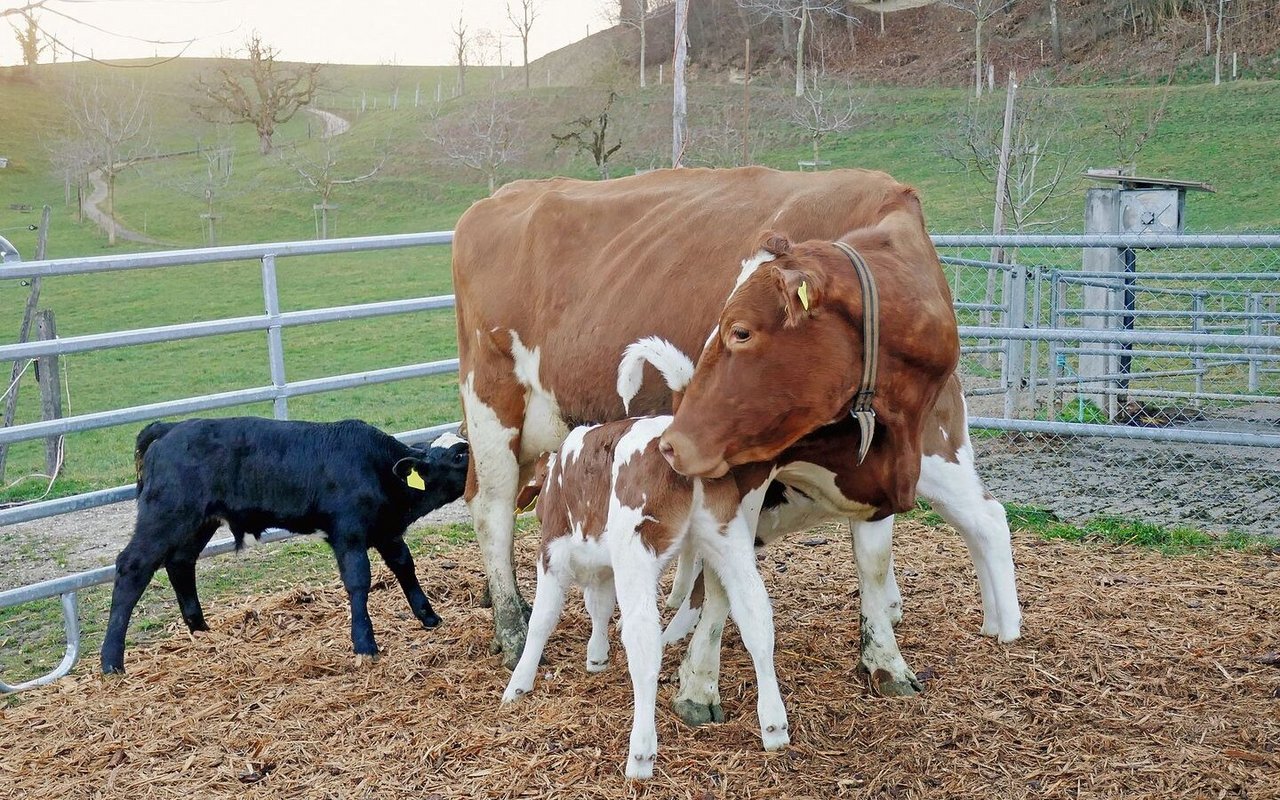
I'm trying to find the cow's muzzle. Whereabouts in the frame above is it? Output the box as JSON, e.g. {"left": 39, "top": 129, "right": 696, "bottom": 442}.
{"left": 659, "top": 431, "right": 730, "bottom": 479}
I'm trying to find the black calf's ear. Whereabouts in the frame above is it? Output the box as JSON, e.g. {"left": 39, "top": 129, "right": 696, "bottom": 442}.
{"left": 393, "top": 457, "right": 428, "bottom": 491}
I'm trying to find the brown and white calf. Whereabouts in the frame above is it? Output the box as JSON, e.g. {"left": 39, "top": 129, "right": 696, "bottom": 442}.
{"left": 503, "top": 414, "right": 788, "bottom": 780}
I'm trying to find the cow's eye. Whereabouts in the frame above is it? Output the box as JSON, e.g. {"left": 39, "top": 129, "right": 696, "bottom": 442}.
{"left": 729, "top": 326, "right": 751, "bottom": 344}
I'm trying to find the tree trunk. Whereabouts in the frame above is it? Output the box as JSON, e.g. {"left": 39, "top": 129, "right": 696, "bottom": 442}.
{"left": 258, "top": 129, "right": 273, "bottom": 155}
{"left": 1214, "top": 0, "right": 1225, "bottom": 86}
{"left": 488, "top": 171, "right": 496, "bottom": 195}
{"left": 106, "top": 170, "right": 117, "bottom": 246}
{"left": 523, "top": 36, "right": 530, "bottom": 89}
{"left": 974, "top": 15, "right": 984, "bottom": 98}
{"left": 795, "top": 4, "right": 809, "bottom": 98}
{"left": 458, "top": 62, "right": 466, "bottom": 97}
{"left": 1049, "top": 0, "right": 1062, "bottom": 60}
{"left": 639, "top": 4, "right": 647, "bottom": 88}
{"left": 673, "top": 0, "right": 689, "bottom": 166}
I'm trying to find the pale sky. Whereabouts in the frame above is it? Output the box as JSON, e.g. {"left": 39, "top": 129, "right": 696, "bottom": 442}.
{"left": 1, "top": 0, "right": 601, "bottom": 67}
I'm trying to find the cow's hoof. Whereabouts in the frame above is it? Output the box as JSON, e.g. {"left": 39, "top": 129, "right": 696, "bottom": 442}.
{"left": 761, "top": 723, "right": 791, "bottom": 751}
{"left": 586, "top": 658, "right": 609, "bottom": 673}
{"left": 420, "top": 612, "right": 442, "bottom": 629}
{"left": 495, "top": 630, "right": 528, "bottom": 671}
{"left": 867, "top": 667, "right": 923, "bottom": 697}
{"left": 101, "top": 665, "right": 125, "bottom": 677}
{"left": 625, "top": 752, "right": 656, "bottom": 780}
{"left": 673, "top": 698, "right": 725, "bottom": 726}
{"left": 354, "top": 651, "right": 382, "bottom": 668}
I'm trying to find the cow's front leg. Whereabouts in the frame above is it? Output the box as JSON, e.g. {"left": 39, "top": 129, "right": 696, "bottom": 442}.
{"left": 461, "top": 372, "right": 529, "bottom": 669}
{"left": 672, "top": 568, "right": 728, "bottom": 725}
{"left": 850, "top": 516, "right": 922, "bottom": 697}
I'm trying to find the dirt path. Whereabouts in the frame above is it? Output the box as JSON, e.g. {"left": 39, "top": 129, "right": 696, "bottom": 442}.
{"left": 83, "top": 168, "right": 159, "bottom": 245}
{"left": 308, "top": 107, "right": 351, "bottom": 138}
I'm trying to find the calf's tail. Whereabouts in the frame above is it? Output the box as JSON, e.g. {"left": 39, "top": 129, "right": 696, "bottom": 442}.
{"left": 134, "top": 421, "right": 178, "bottom": 491}
{"left": 616, "top": 337, "right": 697, "bottom": 414}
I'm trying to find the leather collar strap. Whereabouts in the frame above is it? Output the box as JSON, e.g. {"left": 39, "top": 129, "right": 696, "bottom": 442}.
{"left": 831, "top": 240, "right": 880, "bottom": 464}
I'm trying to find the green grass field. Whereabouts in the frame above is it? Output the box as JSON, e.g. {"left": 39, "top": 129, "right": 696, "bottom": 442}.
{"left": 2, "top": 64, "right": 1278, "bottom": 499}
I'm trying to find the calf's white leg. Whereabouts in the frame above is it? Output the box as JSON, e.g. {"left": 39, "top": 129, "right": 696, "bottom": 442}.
{"left": 583, "top": 577, "right": 615, "bottom": 672}
{"left": 612, "top": 539, "right": 664, "bottom": 780}
{"left": 699, "top": 517, "right": 789, "bottom": 751}
{"left": 503, "top": 561, "right": 566, "bottom": 703}
{"left": 851, "top": 516, "right": 923, "bottom": 697}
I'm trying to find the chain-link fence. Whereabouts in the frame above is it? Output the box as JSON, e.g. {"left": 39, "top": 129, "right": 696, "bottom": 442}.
{"left": 935, "top": 233, "right": 1280, "bottom": 536}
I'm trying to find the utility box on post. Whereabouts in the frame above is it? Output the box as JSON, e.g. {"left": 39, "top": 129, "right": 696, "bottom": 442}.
{"left": 1077, "top": 171, "right": 1214, "bottom": 420}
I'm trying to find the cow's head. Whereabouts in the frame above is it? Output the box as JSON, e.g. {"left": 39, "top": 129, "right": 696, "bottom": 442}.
{"left": 659, "top": 232, "right": 868, "bottom": 478}
{"left": 395, "top": 439, "right": 470, "bottom": 515}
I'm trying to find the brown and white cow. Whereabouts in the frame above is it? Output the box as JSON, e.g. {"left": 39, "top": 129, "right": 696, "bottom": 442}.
{"left": 504, "top": 412, "right": 787, "bottom": 779}
{"left": 452, "top": 166, "right": 1020, "bottom": 722}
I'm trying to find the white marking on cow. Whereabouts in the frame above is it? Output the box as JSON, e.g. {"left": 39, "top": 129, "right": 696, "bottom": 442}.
{"left": 559, "top": 425, "right": 594, "bottom": 468}
{"left": 459, "top": 371, "right": 523, "bottom": 640}
{"left": 705, "top": 248, "right": 777, "bottom": 349}
{"left": 773, "top": 461, "right": 877, "bottom": 519}
{"left": 509, "top": 330, "right": 570, "bottom": 462}
{"left": 616, "top": 337, "right": 696, "bottom": 413}
{"left": 430, "top": 432, "right": 466, "bottom": 449}
{"left": 611, "top": 416, "right": 672, "bottom": 475}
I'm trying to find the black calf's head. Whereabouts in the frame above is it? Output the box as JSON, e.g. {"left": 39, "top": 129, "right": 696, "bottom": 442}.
{"left": 393, "top": 440, "right": 469, "bottom": 516}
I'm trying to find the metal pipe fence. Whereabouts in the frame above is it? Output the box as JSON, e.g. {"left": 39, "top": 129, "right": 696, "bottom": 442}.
{"left": 3, "top": 231, "right": 1278, "bottom": 693}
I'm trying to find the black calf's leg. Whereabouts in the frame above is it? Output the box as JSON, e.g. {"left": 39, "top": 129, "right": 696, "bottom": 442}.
{"left": 101, "top": 530, "right": 174, "bottom": 674}
{"left": 331, "top": 536, "right": 378, "bottom": 656}
{"left": 374, "top": 537, "right": 441, "bottom": 629}
{"left": 165, "top": 521, "right": 219, "bottom": 633}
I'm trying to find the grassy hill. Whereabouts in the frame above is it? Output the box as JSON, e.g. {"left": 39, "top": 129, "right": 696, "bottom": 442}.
{"left": 1, "top": 59, "right": 1278, "bottom": 501}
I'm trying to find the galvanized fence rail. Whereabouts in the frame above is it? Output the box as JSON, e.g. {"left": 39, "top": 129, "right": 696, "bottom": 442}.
{"left": 3, "top": 231, "right": 1278, "bottom": 693}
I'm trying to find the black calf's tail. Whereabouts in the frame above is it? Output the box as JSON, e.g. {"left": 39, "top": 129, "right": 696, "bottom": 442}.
{"left": 134, "top": 421, "right": 177, "bottom": 491}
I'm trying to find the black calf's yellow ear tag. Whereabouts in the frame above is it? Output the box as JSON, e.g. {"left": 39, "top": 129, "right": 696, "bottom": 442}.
{"left": 405, "top": 468, "right": 426, "bottom": 491}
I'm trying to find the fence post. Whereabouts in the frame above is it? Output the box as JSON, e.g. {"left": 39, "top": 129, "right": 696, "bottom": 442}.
{"left": 35, "top": 310, "right": 63, "bottom": 474}
{"left": 1002, "top": 261, "right": 1028, "bottom": 419}
{"left": 0, "top": 205, "right": 51, "bottom": 482}
{"left": 261, "top": 255, "right": 289, "bottom": 419}
{"left": 1081, "top": 188, "right": 1124, "bottom": 420}
{"left": 1191, "top": 292, "right": 1205, "bottom": 401}
{"left": 1247, "top": 294, "right": 1261, "bottom": 393}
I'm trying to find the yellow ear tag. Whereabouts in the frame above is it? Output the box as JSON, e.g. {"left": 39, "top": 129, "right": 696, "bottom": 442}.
{"left": 406, "top": 468, "right": 426, "bottom": 491}
{"left": 798, "top": 280, "right": 811, "bottom": 311}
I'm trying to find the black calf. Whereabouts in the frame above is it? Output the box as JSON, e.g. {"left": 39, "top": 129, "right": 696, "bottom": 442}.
{"left": 100, "top": 417, "right": 468, "bottom": 674}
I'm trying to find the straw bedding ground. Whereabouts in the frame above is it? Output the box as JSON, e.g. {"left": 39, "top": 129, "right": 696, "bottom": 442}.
{"left": 2, "top": 522, "right": 1277, "bottom": 800}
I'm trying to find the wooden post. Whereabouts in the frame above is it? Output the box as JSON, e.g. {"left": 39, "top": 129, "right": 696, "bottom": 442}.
{"left": 672, "top": 0, "right": 689, "bottom": 167}
{"left": 0, "top": 205, "right": 51, "bottom": 482}
{"left": 742, "top": 38, "right": 751, "bottom": 166}
{"left": 36, "top": 310, "right": 62, "bottom": 475}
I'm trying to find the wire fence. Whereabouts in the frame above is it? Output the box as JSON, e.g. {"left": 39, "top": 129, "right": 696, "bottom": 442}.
{"left": 937, "top": 233, "right": 1279, "bottom": 536}
{"left": 1, "top": 229, "right": 1277, "bottom": 692}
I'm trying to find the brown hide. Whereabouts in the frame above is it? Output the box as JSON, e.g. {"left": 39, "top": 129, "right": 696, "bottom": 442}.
{"left": 453, "top": 166, "right": 958, "bottom": 517}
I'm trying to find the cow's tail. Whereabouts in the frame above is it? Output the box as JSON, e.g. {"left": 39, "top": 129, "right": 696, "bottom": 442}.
{"left": 616, "top": 337, "right": 697, "bottom": 414}
{"left": 134, "top": 421, "right": 177, "bottom": 492}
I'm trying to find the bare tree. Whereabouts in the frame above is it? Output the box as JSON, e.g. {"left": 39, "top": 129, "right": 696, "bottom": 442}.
{"left": 63, "top": 79, "right": 152, "bottom": 246}
{"left": 1048, "top": 0, "right": 1062, "bottom": 60}
{"left": 506, "top": 0, "right": 541, "bottom": 89}
{"left": 452, "top": 14, "right": 471, "bottom": 97}
{"left": 45, "top": 133, "right": 94, "bottom": 220}
{"left": 790, "top": 74, "right": 863, "bottom": 168}
{"left": 552, "top": 91, "right": 624, "bottom": 179}
{"left": 738, "top": 0, "right": 853, "bottom": 97}
{"left": 1101, "top": 84, "right": 1171, "bottom": 175}
{"left": 608, "top": 0, "right": 674, "bottom": 88}
{"left": 170, "top": 127, "right": 243, "bottom": 245}
{"left": 937, "top": 80, "right": 1081, "bottom": 231}
{"left": 3, "top": 0, "right": 196, "bottom": 66}
{"left": 429, "top": 92, "right": 525, "bottom": 195}
{"left": 193, "top": 34, "right": 322, "bottom": 155}
{"left": 941, "top": 0, "right": 1014, "bottom": 97}
{"left": 280, "top": 138, "right": 383, "bottom": 239}
{"left": 9, "top": 8, "right": 47, "bottom": 75}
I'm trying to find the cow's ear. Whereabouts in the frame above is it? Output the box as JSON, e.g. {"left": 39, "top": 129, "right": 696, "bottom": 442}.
{"left": 773, "top": 266, "right": 822, "bottom": 328}
{"left": 393, "top": 457, "right": 429, "bottom": 491}
{"left": 756, "top": 230, "right": 792, "bottom": 257}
